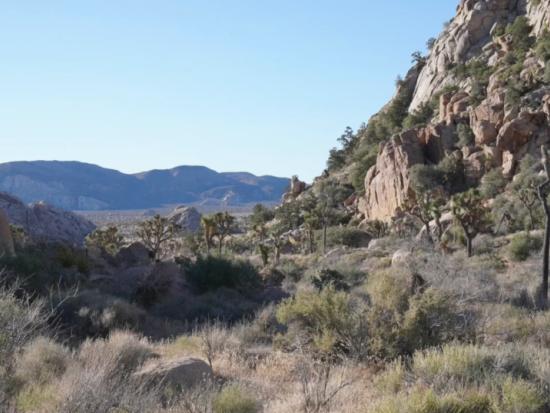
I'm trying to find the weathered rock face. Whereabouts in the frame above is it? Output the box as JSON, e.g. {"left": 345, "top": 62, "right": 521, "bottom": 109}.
{"left": 470, "top": 90, "right": 506, "bottom": 145}
{"left": 0, "top": 192, "right": 95, "bottom": 245}
{"left": 167, "top": 206, "right": 202, "bottom": 233}
{"left": 0, "top": 209, "right": 15, "bottom": 257}
{"left": 496, "top": 110, "right": 550, "bottom": 175}
{"left": 410, "top": 0, "right": 525, "bottom": 112}
{"left": 135, "top": 357, "right": 213, "bottom": 389}
{"left": 527, "top": 0, "right": 550, "bottom": 36}
{"left": 360, "top": 130, "right": 425, "bottom": 221}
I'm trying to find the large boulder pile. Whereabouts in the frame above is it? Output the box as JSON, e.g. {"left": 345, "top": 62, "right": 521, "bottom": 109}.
{"left": 0, "top": 192, "right": 95, "bottom": 246}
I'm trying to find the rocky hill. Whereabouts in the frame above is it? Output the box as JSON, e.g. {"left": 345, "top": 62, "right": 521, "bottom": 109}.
{"left": 318, "top": 0, "right": 550, "bottom": 224}
{"left": 0, "top": 191, "right": 95, "bottom": 245}
{"left": 0, "top": 161, "right": 289, "bottom": 211}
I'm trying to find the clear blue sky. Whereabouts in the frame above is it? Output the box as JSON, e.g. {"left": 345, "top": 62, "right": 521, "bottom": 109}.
{"left": 1, "top": 0, "right": 457, "bottom": 182}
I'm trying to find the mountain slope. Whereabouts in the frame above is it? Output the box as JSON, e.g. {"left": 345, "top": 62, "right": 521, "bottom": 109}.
{"left": 316, "top": 0, "right": 550, "bottom": 223}
{"left": 0, "top": 161, "right": 289, "bottom": 210}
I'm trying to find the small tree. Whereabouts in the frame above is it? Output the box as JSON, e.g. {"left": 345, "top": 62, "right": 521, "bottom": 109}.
{"left": 451, "top": 189, "right": 491, "bottom": 257}
{"left": 137, "top": 215, "right": 175, "bottom": 260}
{"left": 201, "top": 216, "right": 217, "bottom": 255}
{"left": 511, "top": 155, "right": 544, "bottom": 232}
{"left": 538, "top": 146, "right": 550, "bottom": 308}
{"left": 313, "top": 181, "right": 349, "bottom": 254}
{"left": 85, "top": 226, "right": 124, "bottom": 256}
{"left": 303, "top": 212, "right": 319, "bottom": 254}
{"left": 212, "top": 212, "right": 235, "bottom": 255}
{"left": 402, "top": 190, "right": 445, "bottom": 243}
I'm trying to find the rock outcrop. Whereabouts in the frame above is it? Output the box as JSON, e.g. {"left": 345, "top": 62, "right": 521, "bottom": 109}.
{"left": 355, "top": 0, "right": 550, "bottom": 222}
{"left": 361, "top": 130, "right": 424, "bottom": 221}
{"left": 167, "top": 206, "right": 202, "bottom": 233}
{"left": 410, "top": 0, "right": 526, "bottom": 112}
{"left": 282, "top": 176, "right": 307, "bottom": 202}
{"left": 135, "top": 357, "right": 213, "bottom": 389}
{"left": 0, "top": 192, "right": 95, "bottom": 246}
{"left": 0, "top": 209, "right": 15, "bottom": 257}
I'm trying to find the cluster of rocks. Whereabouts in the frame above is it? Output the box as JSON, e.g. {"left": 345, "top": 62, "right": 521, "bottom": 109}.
{"left": 358, "top": 0, "right": 550, "bottom": 222}
{"left": 0, "top": 191, "right": 95, "bottom": 250}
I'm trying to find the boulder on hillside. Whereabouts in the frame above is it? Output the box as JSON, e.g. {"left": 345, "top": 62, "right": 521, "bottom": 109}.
{"left": 167, "top": 206, "right": 202, "bottom": 234}
{"left": 0, "top": 192, "right": 95, "bottom": 246}
{"left": 135, "top": 357, "right": 213, "bottom": 389}
{"left": 0, "top": 209, "right": 15, "bottom": 257}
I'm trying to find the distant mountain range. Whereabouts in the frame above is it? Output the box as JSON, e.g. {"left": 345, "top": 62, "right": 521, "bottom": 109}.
{"left": 0, "top": 161, "right": 290, "bottom": 211}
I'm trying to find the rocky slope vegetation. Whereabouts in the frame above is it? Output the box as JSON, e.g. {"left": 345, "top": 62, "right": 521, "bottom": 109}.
{"left": 0, "top": 161, "right": 289, "bottom": 211}
{"left": 318, "top": 0, "right": 550, "bottom": 224}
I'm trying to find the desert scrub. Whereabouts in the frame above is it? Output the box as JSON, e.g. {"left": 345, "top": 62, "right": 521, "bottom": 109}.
{"left": 15, "top": 337, "right": 71, "bottom": 386}
{"left": 275, "top": 287, "right": 369, "bottom": 359}
{"left": 213, "top": 384, "right": 259, "bottom": 413}
{"left": 185, "top": 256, "right": 261, "bottom": 294}
{"left": 370, "top": 343, "right": 550, "bottom": 413}
{"left": 508, "top": 233, "right": 542, "bottom": 262}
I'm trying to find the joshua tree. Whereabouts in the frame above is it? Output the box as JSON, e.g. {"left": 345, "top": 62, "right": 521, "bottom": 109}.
{"left": 137, "top": 215, "right": 176, "bottom": 260}
{"left": 402, "top": 189, "right": 445, "bottom": 244}
{"left": 303, "top": 212, "right": 319, "bottom": 254}
{"left": 200, "top": 216, "right": 217, "bottom": 255}
{"left": 451, "top": 189, "right": 491, "bottom": 257}
{"left": 212, "top": 212, "right": 235, "bottom": 255}
{"left": 85, "top": 226, "right": 124, "bottom": 256}
{"left": 538, "top": 146, "right": 550, "bottom": 307}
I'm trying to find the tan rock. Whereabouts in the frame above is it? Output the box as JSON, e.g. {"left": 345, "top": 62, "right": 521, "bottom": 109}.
{"left": 360, "top": 130, "right": 424, "bottom": 221}
{"left": 496, "top": 111, "right": 549, "bottom": 154}
{"left": 470, "top": 91, "right": 505, "bottom": 145}
{"left": 135, "top": 357, "right": 213, "bottom": 389}
{"left": 410, "top": 0, "right": 525, "bottom": 111}
{"left": 0, "top": 209, "right": 15, "bottom": 257}
{"left": 282, "top": 175, "right": 306, "bottom": 203}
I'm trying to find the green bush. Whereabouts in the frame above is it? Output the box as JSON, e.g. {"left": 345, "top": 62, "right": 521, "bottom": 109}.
{"left": 320, "top": 226, "right": 371, "bottom": 249}
{"left": 213, "top": 385, "right": 259, "bottom": 413}
{"left": 508, "top": 233, "right": 542, "bottom": 262}
{"left": 311, "top": 268, "right": 350, "bottom": 291}
{"left": 480, "top": 168, "right": 506, "bottom": 198}
{"left": 186, "top": 256, "right": 261, "bottom": 294}
{"left": 366, "top": 271, "right": 470, "bottom": 359}
{"left": 276, "top": 288, "right": 368, "bottom": 358}
{"left": 456, "top": 123, "right": 475, "bottom": 147}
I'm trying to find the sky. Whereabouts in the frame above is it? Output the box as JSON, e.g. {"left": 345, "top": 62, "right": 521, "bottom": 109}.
{"left": 0, "top": 0, "right": 457, "bottom": 182}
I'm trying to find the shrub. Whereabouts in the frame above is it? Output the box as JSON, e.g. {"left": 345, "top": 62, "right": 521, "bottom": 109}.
{"left": 16, "top": 337, "right": 71, "bottom": 385}
{"left": 56, "top": 291, "right": 146, "bottom": 339}
{"left": 500, "top": 378, "right": 545, "bottom": 413}
{"left": 320, "top": 226, "right": 371, "bottom": 249}
{"left": 276, "top": 288, "right": 368, "bottom": 358}
{"left": 457, "top": 123, "right": 475, "bottom": 147}
{"left": 213, "top": 385, "right": 259, "bottom": 413}
{"left": 508, "top": 233, "right": 542, "bottom": 262}
{"left": 78, "top": 330, "right": 154, "bottom": 375}
{"left": 400, "top": 288, "right": 470, "bottom": 355}
{"left": 185, "top": 256, "right": 261, "bottom": 294}
{"left": 480, "top": 168, "right": 506, "bottom": 198}
{"left": 311, "top": 268, "right": 350, "bottom": 292}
